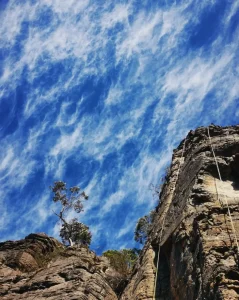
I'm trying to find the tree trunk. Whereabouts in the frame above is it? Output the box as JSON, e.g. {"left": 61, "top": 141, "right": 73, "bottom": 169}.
{"left": 69, "top": 238, "right": 74, "bottom": 247}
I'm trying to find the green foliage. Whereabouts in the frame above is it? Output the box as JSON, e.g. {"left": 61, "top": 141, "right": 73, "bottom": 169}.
{"left": 51, "top": 181, "right": 88, "bottom": 212}
{"left": 103, "top": 248, "right": 140, "bottom": 276}
{"left": 134, "top": 210, "right": 156, "bottom": 244}
{"left": 60, "top": 218, "right": 92, "bottom": 246}
{"left": 50, "top": 181, "right": 91, "bottom": 247}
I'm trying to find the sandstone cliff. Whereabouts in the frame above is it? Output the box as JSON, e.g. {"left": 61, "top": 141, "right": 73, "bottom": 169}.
{"left": 121, "top": 125, "right": 239, "bottom": 300}
{"left": 1, "top": 125, "right": 239, "bottom": 300}
{"left": 0, "top": 233, "right": 119, "bottom": 299}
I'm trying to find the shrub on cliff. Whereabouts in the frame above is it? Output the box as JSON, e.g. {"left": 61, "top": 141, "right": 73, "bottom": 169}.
{"left": 134, "top": 210, "right": 156, "bottom": 244}
{"left": 50, "top": 181, "right": 91, "bottom": 247}
{"left": 60, "top": 218, "right": 91, "bottom": 246}
{"left": 103, "top": 248, "right": 140, "bottom": 276}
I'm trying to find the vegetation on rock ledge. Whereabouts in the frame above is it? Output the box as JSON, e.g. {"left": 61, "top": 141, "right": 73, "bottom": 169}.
{"left": 103, "top": 248, "right": 140, "bottom": 276}
{"left": 50, "top": 181, "right": 91, "bottom": 247}
{"left": 134, "top": 210, "right": 156, "bottom": 244}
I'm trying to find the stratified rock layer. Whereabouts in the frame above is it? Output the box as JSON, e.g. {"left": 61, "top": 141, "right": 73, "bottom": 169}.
{"left": 0, "top": 233, "right": 118, "bottom": 299}
{"left": 2, "top": 125, "right": 239, "bottom": 300}
{"left": 121, "top": 125, "right": 239, "bottom": 300}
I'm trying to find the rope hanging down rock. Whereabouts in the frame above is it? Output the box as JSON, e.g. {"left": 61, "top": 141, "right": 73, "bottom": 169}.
{"left": 153, "top": 127, "right": 239, "bottom": 299}
{"left": 153, "top": 137, "right": 186, "bottom": 299}
{"left": 207, "top": 126, "right": 239, "bottom": 255}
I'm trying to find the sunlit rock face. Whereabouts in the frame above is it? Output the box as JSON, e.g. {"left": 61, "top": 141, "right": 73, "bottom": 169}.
{"left": 0, "top": 233, "right": 118, "bottom": 299}
{"left": 121, "top": 125, "right": 239, "bottom": 300}
{"left": 1, "top": 125, "right": 239, "bottom": 300}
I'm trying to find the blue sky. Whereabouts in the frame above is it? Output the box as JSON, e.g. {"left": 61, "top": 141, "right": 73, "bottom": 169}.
{"left": 0, "top": 0, "right": 238, "bottom": 254}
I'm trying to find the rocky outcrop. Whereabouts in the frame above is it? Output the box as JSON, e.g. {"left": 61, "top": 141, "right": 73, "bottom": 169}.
{"left": 121, "top": 125, "right": 239, "bottom": 300}
{"left": 2, "top": 125, "right": 239, "bottom": 300}
{"left": 0, "top": 233, "right": 118, "bottom": 299}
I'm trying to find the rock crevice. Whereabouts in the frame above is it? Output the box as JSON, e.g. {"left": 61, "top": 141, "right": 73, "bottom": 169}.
{"left": 1, "top": 125, "right": 239, "bottom": 299}
{"left": 121, "top": 125, "right": 239, "bottom": 300}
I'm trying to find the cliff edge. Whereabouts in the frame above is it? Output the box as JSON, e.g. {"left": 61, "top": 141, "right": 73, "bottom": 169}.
{"left": 1, "top": 125, "right": 239, "bottom": 300}
{"left": 121, "top": 124, "right": 239, "bottom": 300}
{"left": 0, "top": 233, "right": 119, "bottom": 299}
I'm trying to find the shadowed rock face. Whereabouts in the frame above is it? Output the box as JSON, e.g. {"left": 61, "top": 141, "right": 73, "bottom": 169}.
{"left": 0, "top": 233, "right": 118, "bottom": 299}
{"left": 2, "top": 125, "right": 239, "bottom": 300}
{"left": 121, "top": 125, "right": 239, "bottom": 300}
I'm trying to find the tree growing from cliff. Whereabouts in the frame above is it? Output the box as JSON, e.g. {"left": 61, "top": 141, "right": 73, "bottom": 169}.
{"left": 50, "top": 181, "right": 91, "bottom": 247}
{"left": 134, "top": 210, "right": 156, "bottom": 244}
{"left": 103, "top": 248, "right": 140, "bottom": 276}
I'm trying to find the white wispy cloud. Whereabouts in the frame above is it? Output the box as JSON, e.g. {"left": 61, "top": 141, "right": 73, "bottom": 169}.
{"left": 101, "top": 3, "right": 131, "bottom": 30}
{"left": 101, "top": 190, "right": 126, "bottom": 214}
{"left": 0, "top": 0, "right": 238, "bottom": 251}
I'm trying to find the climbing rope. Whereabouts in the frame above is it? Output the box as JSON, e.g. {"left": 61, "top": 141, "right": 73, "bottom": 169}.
{"left": 153, "top": 138, "right": 186, "bottom": 299}
{"left": 153, "top": 127, "right": 239, "bottom": 299}
{"left": 207, "top": 127, "right": 239, "bottom": 255}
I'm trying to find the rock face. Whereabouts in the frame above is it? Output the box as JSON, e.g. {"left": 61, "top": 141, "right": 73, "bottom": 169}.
{"left": 0, "top": 233, "right": 118, "bottom": 299}
{"left": 2, "top": 125, "right": 239, "bottom": 300}
{"left": 121, "top": 125, "right": 239, "bottom": 300}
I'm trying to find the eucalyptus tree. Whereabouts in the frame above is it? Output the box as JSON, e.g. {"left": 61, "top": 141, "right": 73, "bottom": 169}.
{"left": 50, "top": 181, "right": 91, "bottom": 247}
